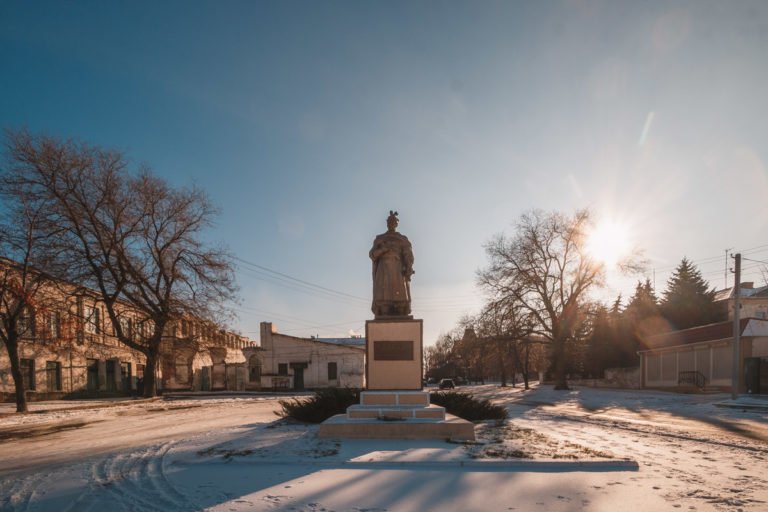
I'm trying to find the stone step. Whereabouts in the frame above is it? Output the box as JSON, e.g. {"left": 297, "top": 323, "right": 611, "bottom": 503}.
{"left": 347, "top": 404, "right": 445, "bottom": 420}
{"left": 360, "top": 390, "right": 430, "bottom": 407}
{"left": 319, "top": 413, "right": 475, "bottom": 441}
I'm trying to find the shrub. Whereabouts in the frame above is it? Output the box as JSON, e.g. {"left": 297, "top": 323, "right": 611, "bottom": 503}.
{"left": 430, "top": 391, "right": 508, "bottom": 421}
{"left": 277, "top": 387, "right": 360, "bottom": 423}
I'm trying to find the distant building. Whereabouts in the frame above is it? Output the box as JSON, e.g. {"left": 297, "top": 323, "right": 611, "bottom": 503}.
{"left": 257, "top": 322, "right": 365, "bottom": 391}
{"left": 638, "top": 318, "right": 768, "bottom": 394}
{"left": 714, "top": 282, "right": 768, "bottom": 320}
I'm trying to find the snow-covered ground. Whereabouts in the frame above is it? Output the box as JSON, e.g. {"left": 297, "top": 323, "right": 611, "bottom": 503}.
{"left": 0, "top": 386, "right": 766, "bottom": 511}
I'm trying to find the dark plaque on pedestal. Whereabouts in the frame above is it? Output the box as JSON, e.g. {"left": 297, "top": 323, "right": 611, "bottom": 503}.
{"left": 374, "top": 340, "right": 414, "bottom": 361}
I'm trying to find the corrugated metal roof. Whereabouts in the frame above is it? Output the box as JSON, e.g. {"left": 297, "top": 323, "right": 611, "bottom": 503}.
{"left": 714, "top": 284, "right": 768, "bottom": 302}
{"left": 315, "top": 337, "right": 366, "bottom": 347}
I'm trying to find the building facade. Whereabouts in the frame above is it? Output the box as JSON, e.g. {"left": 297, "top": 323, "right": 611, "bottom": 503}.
{"left": 715, "top": 282, "right": 768, "bottom": 321}
{"left": 639, "top": 318, "right": 768, "bottom": 394}
{"left": 257, "top": 322, "right": 365, "bottom": 390}
{"left": 0, "top": 267, "right": 254, "bottom": 401}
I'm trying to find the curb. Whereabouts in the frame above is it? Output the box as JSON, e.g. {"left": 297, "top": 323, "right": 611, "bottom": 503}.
{"left": 215, "top": 458, "right": 639, "bottom": 472}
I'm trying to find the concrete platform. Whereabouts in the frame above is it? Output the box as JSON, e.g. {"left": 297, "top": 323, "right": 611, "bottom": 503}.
{"left": 318, "top": 413, "right": 475, "bottom": 441}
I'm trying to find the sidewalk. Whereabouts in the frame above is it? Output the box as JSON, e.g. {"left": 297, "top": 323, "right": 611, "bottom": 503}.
{"left": 0, "top": 396, "right": 161, "bottom": 417}
{"left": 715, "top": 394, "right": 768, "bottom": 412}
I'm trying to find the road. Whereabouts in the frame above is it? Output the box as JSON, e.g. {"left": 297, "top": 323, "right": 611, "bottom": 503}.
{"left": 0, "top": 387, "right": 766, "bottom": 511}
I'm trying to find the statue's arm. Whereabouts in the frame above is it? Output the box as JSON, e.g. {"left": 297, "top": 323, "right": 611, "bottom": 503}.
{"left": 402, "top": 243, "right": 415, "bottom": 280}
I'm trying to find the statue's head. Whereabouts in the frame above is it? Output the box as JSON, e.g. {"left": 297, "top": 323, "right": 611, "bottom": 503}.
{"left": 386, "top": 210, "right": 399, "bottom": 231}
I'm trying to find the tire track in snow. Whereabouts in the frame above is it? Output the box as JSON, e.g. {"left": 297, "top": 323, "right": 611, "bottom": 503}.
{"left": 59, "top": 441, "right": 197, "bottom": 512}
{"left": 0, "top": 470, "right": 47, "bottom": 511}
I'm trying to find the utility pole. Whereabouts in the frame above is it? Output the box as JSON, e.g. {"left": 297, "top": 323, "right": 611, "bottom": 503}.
{"left": 724, "top": 248, "right": 733, "bottom": 289}
{"left": 731, "top": 253, "right": 741, "bottom": 400}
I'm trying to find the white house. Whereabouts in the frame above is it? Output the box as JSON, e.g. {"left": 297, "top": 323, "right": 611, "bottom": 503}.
{"left": 257, "top": 322, "right": 365, "bottom": 390}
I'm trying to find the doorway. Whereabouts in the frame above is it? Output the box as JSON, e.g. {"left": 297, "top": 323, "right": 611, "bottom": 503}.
{"left": 290, "top": 362, "right": 308, "bottom": 391}
{"left": 745, "top": 357, "right": 768, "bottom": 394}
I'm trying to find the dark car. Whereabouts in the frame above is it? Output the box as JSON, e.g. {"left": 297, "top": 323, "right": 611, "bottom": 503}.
{"left": 438, "top": 378, "right": 455, "bottom": 390}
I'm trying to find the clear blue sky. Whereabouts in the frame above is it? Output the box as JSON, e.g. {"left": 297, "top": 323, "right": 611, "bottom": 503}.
{"left": 2, "top": 1, "right": 767, "bottom": 344}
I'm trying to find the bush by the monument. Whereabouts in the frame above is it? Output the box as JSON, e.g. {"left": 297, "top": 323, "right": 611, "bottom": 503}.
{"left": 277, "top": 387, "right": 360, "bottom": 423}
{"left": 430, "top": 391, "right": 508, "bottom": 421}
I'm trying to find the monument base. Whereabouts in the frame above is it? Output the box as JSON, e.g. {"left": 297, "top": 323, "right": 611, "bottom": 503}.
{"left": 318, "top": 391, "right": 476, "bottom": 441}
{"left": 366, "top": 319, "right": 423, "bottom": 390}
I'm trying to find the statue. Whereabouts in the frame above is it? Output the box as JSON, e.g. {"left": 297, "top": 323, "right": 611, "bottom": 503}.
{"left": 369, "top": 211, "right": 414, "bottom": 318}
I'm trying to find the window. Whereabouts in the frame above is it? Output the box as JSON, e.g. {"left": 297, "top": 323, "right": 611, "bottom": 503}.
{"left": 46, "top": 361, "right": 62, "bottom": 391}
{"left": 136, "top": 320, "right": 146, "bottom": 339}
{"left": 328, "top": 362, "right": 338, "bottom": 381}
{"left": 21, "top": 358, "right": 35, "bottom": 390}
{"left": 278, "top": 363, "right": 288, "bottom": 375}
{"left": 18, "top": 307, "right": 35, "bottom": 337}
{"left": 44, "top": 312, "right": 60, "bottom": 340}
{"left": 181, "top": 320, "right": 188, "bottom": 336}
{"left": 84, "top": 305, "right": 101, "bottom": 334}
{"left": 120, "top": 316, "right": 133, "bottom": 338}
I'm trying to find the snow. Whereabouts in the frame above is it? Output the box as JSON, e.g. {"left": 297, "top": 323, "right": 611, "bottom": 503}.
{"left": 1, "top": 386, "right": 766, "bottom": 511}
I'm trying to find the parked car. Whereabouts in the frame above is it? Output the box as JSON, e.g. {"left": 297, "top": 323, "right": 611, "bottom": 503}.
{"left": 438, "top": 378, "right": 455, "bottom": 390}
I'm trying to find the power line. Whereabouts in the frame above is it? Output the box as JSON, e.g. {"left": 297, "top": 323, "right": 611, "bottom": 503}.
{"left": 235, "top": 256, "right": 367, "bottom": 302}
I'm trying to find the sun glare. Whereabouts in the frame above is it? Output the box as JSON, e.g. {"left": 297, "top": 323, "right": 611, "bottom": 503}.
{"left": 587, "top": 219, "right": 630, "bottom": 267}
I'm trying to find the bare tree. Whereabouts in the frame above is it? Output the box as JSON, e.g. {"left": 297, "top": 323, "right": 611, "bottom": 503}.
{"left": 478, "top": 209, "right": 619, "bottom": 390}
{"left": 0, "top": 171, "right": 65, "bottom": 411}
{"left": 4, "top": 130, "right": 237, "bottom": 397}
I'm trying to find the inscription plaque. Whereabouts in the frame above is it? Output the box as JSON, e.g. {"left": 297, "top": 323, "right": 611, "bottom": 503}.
{"left": 374, "top": 340, "right": 413, "bottom": 361}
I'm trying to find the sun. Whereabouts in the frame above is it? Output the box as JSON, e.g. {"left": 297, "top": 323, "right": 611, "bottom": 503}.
{"left": 586, "top": 219, "right": 630, "bottom": 267}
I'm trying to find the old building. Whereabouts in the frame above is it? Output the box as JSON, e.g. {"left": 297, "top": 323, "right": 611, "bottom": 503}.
{"left": 256, "top": 322, "right": 365, "bottom": 390}
{"left": 0, "top": 264, "right": 254, "bottom": 401}
{"left": 714, "top": 282, "right": 768, "bottom": 321}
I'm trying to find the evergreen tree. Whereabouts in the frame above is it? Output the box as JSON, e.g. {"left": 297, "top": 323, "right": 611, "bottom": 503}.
{"left": 585, "top": 305, "right": 612, "bottom": 377}
{"left": 625, "top": 279, "right": 659, "bottom": 321}
{"left": 660, "top": 258, "right": 719, "bottom": 329}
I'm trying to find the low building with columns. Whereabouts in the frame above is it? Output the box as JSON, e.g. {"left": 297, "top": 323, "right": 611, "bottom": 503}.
{"left": 639, "top": 318, "right": 768, "bottom": 394}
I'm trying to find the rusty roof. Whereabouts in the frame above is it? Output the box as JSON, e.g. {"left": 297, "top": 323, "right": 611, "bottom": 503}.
{"left": 641, "top": 318, "right": 765, "bottom": 351}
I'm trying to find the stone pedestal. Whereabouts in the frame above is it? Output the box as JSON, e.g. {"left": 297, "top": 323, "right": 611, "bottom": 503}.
{"left": 366, "top": 318, "right": 422, "bottom": 390}
{"left": 319, "top": 317, "right": 474, "bottom": 441}
{"left": 319, "top": 391, "right": 475, "bottom": 441}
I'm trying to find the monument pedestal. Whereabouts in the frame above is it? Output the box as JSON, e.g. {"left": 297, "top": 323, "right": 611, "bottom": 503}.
{"left": 319, "top": 319, "right": 475, "bottom": 441}
{"left": 365, "top": 318, "right": 423, "bottom": 390}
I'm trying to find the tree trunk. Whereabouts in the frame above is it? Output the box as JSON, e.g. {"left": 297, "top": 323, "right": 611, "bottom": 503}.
{"left": 553, "top": 337, "right": 569, "bottom": 390}
{"left": 522, "top": 342, "right": 530, "bottom": 390}
{"left": 143, "top": 348, "right": 159, "bottom": 398}
{"left": 6, "top": 335, "right": 29, "bottom": 413}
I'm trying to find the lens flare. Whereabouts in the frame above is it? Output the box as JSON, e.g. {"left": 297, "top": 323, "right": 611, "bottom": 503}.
{"left": 587, "top": 219, "right": 630, "bottom": 267}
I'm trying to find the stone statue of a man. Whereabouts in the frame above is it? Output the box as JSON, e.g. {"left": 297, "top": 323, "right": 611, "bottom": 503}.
{"left": 369, "top": 211, "right": 414, "bottom": 318}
